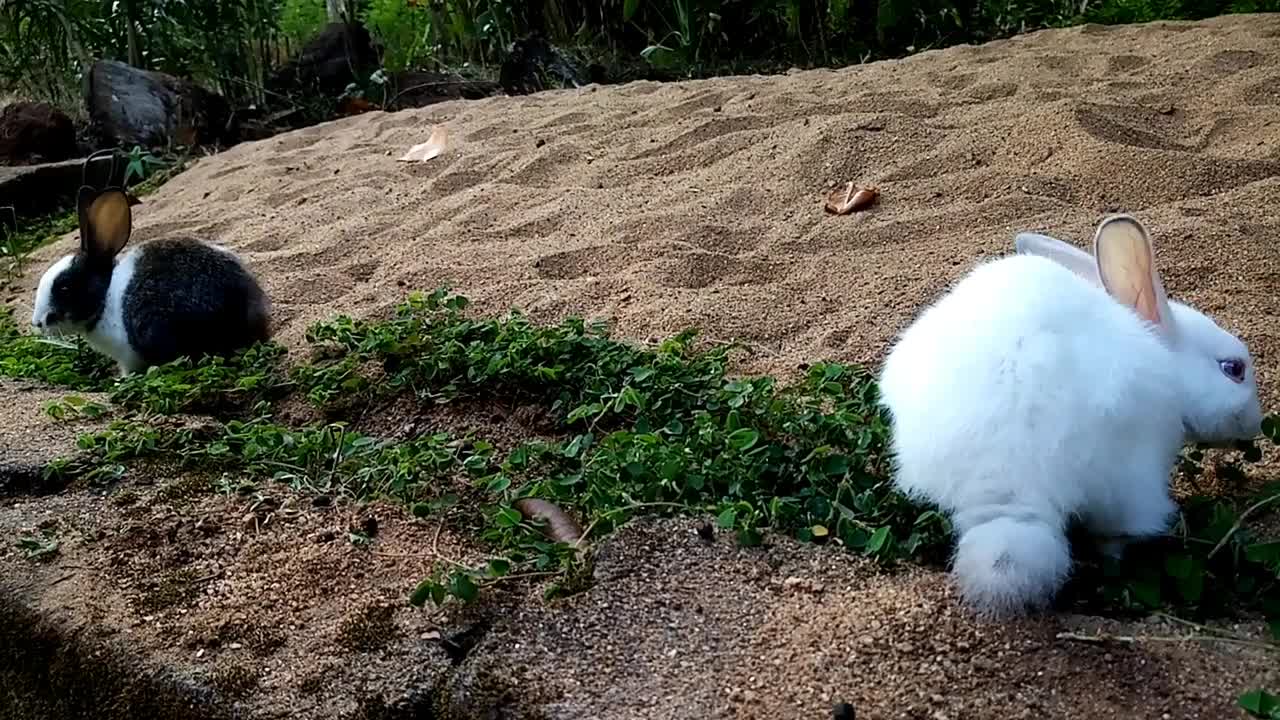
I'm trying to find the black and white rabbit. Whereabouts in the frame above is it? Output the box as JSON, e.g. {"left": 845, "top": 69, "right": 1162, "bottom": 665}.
{"left": 31, "top": 186, "right": 271, "bottom": 375}
{"left": 877, "top": 214, "right": 1263, "bottom": 617}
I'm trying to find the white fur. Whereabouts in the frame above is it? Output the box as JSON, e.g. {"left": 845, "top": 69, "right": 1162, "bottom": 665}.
{"left": 878, "top": 247, "right": 1262, "bottom": 617}
{"left": 31, "top": 255, "right": 73, "bottom": 328}
{"left": 32, "top": 250, "right": 145, "bottom": 375}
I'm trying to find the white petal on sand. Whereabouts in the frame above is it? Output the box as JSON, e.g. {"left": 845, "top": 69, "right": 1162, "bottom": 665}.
{"left": 398, "top": 126, "right": 449, "bottom": 162}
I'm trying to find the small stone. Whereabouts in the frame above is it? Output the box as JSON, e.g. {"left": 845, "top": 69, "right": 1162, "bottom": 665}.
{"left": 229, "top": 642, "right": 243, "bottom": 650}
{"left": 782, "top": 576, "right": 825, "bottom": 595}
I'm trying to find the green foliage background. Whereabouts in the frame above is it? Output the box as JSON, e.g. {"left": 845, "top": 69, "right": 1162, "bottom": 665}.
{"left": 3, "top": 0, "right": 1278, "bottom": 111}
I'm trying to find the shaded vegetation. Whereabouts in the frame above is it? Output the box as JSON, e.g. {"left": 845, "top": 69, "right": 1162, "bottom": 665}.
{"left": 5, "top": 0, "right": 1280, "bottom": 115}
{"left": 2, "top": 291, "right": 1277, "bottom": 640}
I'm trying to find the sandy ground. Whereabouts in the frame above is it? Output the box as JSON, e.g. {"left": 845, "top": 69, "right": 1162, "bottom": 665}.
{"left": 3, "top": 13, "right": 1280, "bottom": 720}
{"left": 14, "top": 16, "right": 1280, "bottom": 399}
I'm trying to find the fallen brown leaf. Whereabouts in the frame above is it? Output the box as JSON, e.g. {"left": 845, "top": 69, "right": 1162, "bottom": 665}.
{"left": 824, "top": 181, "right": 879, "bottom": 215}
{"left": 398, "top": 125, "right": 449, "bottom": 162}
{"left": 513, "top": 498, "right": 583, "bottom": 544}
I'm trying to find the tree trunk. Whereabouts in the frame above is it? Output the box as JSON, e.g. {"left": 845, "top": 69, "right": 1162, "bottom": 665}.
{"left": 123, "top": 0, "right": 143, "bottom": 67}
{"left": 326, "top": 0, "right": 345, "bottom": 22}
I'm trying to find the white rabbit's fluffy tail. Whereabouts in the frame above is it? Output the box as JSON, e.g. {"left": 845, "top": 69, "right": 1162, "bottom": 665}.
{"left": 952, "top": 516, "right": 1071, "bottom": 616}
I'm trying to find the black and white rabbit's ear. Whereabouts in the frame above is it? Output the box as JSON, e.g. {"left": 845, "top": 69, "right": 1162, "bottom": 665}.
{"left": 1014, "top": 231, "right": 1102, "bottom": 287}
{"left": 1093, "top": 214, "right": 1175, "bottom": 336}
{"left": 77, "top": 187, "right": 132, "bottom": 259}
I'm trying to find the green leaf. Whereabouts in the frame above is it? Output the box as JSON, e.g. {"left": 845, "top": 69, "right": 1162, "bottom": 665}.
{"left": 408, "top": 579, "right": 435, "bottom": 607}
{"left": 1164, "top": 553, "right": 1195, "bottom": 579}
{"left": 430, "top": 494, "right": 459, "bottom": 512}
{"left": 486, "top": 474, "right": 512, "bottom": 494}
{"left": 487, "top": 558, "right": 511, "bottom": 577}
{"left": 821, "top": 454, "right": 850, "bottom": 476}
{"left": 737, "top": 526, "right": 763, "bottom": 547}
{"left": 726, "top": 428, "right": 759, "bottom": 451}
{"left": 865, "top": 526, "right": 891, "bottom": 554}
{"left": 716, "top": 507, "right": 737, "bottom": 529}
{"left": 1128, "top": 573, "right": 1162, "bottom": 609}
{"left": 449, "top": 572, "right": 479, "bottom": 603}
{"left": 1245, "top": 541, "right": 1280, "bottom": 568}
{"left": 1175, "top": 567, "right": 1204, "bottom": 604}
{"left": 659, "top": 458, "right": 683, "bottom": 481}
{"left": 1238, "top": 689, "right": 1280, "bottom": 718}
{"left": 623, "top": 0, "right": 640, "bottom": 22}
{"left": 563, "top": 433, "right": 592, "bottom": 458}
{"left": 495, "top": 506, "right": 522, "bottom": 528}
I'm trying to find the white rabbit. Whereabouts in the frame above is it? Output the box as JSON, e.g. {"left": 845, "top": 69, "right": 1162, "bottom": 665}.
{"left": 877, "top": 214, "right": 1263, "bottom": 617}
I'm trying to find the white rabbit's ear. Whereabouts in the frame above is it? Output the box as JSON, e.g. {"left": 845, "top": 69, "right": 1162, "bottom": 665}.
{"left": 1014, "top": 231, "right": 1102, "bottom": 287}
{"left": 77, "top": 187, "right": 132, "bottom": 259}
{"left": 1092, "top": 214, "right": 1175, "bottom": 336}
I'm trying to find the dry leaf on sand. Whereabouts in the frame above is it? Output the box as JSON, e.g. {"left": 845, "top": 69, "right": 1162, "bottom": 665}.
{"left": 398, "top": 126, "right": 449, "bottom": 162}
{"left": 824, "top": 182, "right": 879, "bottom": 215}
{"left": 513, "top": 498, "right": 583, "bottom": 545}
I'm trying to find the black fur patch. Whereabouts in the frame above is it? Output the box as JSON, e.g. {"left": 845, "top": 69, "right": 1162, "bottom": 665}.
{"left": 123, "top": 238, "right": 271, "bottom": 367}
{"left": 45, "top": 255, "right": 112, "bottom": 331}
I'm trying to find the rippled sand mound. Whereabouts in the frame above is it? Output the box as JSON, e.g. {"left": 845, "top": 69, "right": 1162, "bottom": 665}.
{"left": 17, "top": 15, "right": 1279, "bottom": 399}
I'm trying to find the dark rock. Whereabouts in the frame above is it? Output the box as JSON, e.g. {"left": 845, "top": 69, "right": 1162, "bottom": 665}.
{"left": 270, "top": 22, "right": 379, "bottom": 96}
{"left": 498, "top": 35, "right": 605, "bottom": 95}
{"left": 0, "top": 102, "right": 77, "bottom": 166}
{"left": 85, "top": 60, "right": 235, "bottom": 150}
{"left": 384, "top": 71, "right": 501, "bottom": 110}
{"left": 0, "top": 157, "right": 127, "bottom": 222}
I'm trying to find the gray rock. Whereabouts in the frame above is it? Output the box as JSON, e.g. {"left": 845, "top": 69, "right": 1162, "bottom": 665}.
{"left": 0, "top": 157, "right": 127, "bottom": 222}
{"left": 85, "top": 60, "right": 235, "bottom": 149}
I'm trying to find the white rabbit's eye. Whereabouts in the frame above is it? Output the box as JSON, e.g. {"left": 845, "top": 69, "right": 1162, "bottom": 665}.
{"left": 1219, "top": 359, "right": 1246, "bottom": 384}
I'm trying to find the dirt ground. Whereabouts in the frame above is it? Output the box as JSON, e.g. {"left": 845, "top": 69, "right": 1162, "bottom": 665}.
{"left": 3, "top": 13, "right": 1280, "bottom": 720}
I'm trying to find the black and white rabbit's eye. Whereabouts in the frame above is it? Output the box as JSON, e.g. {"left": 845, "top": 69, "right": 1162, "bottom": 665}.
{"left": 1219, "top": 358, "right": 1247, "bottom": 383}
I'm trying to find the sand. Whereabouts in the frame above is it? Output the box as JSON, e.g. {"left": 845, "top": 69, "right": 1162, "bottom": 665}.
{"left": 4, "top": 12, "right": 1280, "bottom": 720}
{"left": 12, "top": 15, "right": 1279, "bottom": 400}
